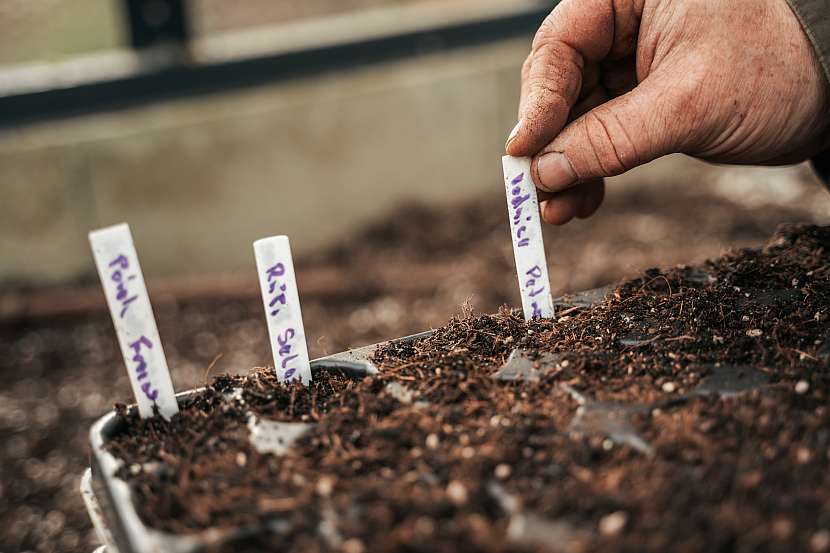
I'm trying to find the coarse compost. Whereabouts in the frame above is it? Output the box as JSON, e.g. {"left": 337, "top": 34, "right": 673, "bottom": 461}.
{"left": 105, "top": 224, "right": 830, "bottom": 553}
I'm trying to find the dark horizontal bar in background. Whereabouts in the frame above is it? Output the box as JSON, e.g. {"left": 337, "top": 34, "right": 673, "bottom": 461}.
{"left": 0, "top": 6, "right": 551, "bottom": 128}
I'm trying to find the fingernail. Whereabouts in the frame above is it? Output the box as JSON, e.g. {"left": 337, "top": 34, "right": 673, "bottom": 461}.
{"left": 505, "top": 119, "right": 523, "bottom": 150}
{"left": 536, "top": 152, "right": 577, "bottom": 192}
{"left": 539, "top": 199, "right": 549, "bottom": 220}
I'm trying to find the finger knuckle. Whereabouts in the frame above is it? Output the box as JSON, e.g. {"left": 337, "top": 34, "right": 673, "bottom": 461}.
{"left": 532, "top": 12, "right": 558, "bottom": 50}
{"left": 521, "top": 54, "right": 533, "bottom": 81}
{"left": 531, "top": 40, "right": 577, "bottom": 70}
{"left": 583, "top": 108, "right": 638, "bottom": 175}
{"left": 528, "top": 81, "right": 571, "bottom": 116}
{"left": 526, "top": 42, "right": 583, "bottom": 103}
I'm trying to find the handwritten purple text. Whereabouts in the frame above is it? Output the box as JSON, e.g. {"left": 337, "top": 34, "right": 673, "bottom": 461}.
{"left": 507, "top": 172, "right": 532, "bottom": 247}
{"left": 264, "top": 263, "right": 301, "bottom": 381}
{"left": 129, "top": 335, "right": 159, "bottom": 402}
{"left": 109, "top": 255, "right": 138, "bottom": 318}
{"left": 277, "top": 328, "right": 300, "bottom": 381}
{"left": 524, "top": 265, "right": 548, "bottom": 319}
{"left": 265, "top": 263, "right": 288, "bottom": 317}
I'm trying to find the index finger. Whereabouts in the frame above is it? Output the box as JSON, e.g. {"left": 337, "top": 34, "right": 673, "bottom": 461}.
{"left": 506, "top": 0, "right": 624, "bottom": 157}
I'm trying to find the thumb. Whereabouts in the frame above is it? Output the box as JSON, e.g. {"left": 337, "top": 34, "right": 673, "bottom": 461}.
{"left": 531, "top": 76, "right": 685, "bottom": 193}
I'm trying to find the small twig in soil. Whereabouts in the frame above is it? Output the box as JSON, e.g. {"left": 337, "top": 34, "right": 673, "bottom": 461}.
{"left": 793, "top": 349, "right": 817, "bottom": 360}
{"left": 203, "top": 353, "right": 224, "bottom": 385}
{"left": 663, "top": 335, "right": 696, "bottom": 342}
{"left": 639, "top": 275, "right": 674, "bottom": 296}
{"left": 556, "top": 305, "right": 584, "bottom": 318}
{"left": 624, "top": 335, "right": 663, "bottom": 348}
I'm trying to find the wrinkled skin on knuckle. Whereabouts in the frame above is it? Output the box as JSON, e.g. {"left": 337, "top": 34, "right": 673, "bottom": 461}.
{"left": 523, "top": 41, "right": 584, "bottom": 119}
{"left": 527, "top": 89, "right": 570, "bottom": 123}
{"left": 521, "top": 54, "right": 533, "bottom": 82}
{"left": 532, "top": 11, "right": 559, "bottom": 51}
{"left": 533, "top": 41, "right": 585, "bottom": 85}
{"left": 582, "top": 107, "right": 639, "bottom": 176}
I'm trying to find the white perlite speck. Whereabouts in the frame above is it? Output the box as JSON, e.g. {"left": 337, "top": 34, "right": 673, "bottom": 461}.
{"left": 599, "top": 511, "right": 628, "bottom": 535}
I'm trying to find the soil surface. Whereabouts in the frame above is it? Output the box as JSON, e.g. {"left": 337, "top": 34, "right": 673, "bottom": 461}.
{"left": 1, "top": 180, "right": 827, "bottom": 553}
{"left": 105, "top": 224, "right": 830, "bottom": 553}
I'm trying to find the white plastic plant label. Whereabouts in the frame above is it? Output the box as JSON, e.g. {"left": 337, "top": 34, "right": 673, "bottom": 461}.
{"left": 88, "top": 223, "right": 178, "bottom": 419}
{"left": 253, "top": 236, "right": 312, "bottom": 385}
{"left": 502, "top": 155, "right": 555, "bottom": 320}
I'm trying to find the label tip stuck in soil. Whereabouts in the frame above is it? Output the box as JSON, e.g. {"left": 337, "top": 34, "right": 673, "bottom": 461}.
{"left": 253, "top": 235, "right": 312, "bottom": 385}
{"left": 88, "top": 223, "right": 178, "bottom": 419}
{"left": 502, "top": 156, "right": 555, "bottom": 320}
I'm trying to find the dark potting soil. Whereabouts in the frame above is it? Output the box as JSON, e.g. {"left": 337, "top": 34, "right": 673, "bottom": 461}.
{"left": 105, "top": 224, "right": 830, "bottom": 553}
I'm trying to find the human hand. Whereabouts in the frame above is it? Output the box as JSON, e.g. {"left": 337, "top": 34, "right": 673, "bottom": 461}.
{"left": 506, "top": 0, "right": 829, "bottom": 225}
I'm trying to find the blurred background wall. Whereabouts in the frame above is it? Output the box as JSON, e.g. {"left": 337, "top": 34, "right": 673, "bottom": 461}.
{"left": 1, "top": 0, "right": 828, "bottom": 288}
{"left": 1, "top": 38, "right": 521, "bottom": 283}
{"left": 0, "top": 0, "right": 821, "bottom": 286}
{"left": 0, "top": 0, "right": 537, "bottom": 285}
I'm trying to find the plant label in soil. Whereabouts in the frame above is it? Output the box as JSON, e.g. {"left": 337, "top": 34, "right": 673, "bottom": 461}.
{"left": 253, "top": 235, "right": 312, "bottom": 385}
{"left": 88, "top": 223, "right": 178, "bottom": 419}
{"left": 502, "top": 156, "right": 555, "bottom": 320}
